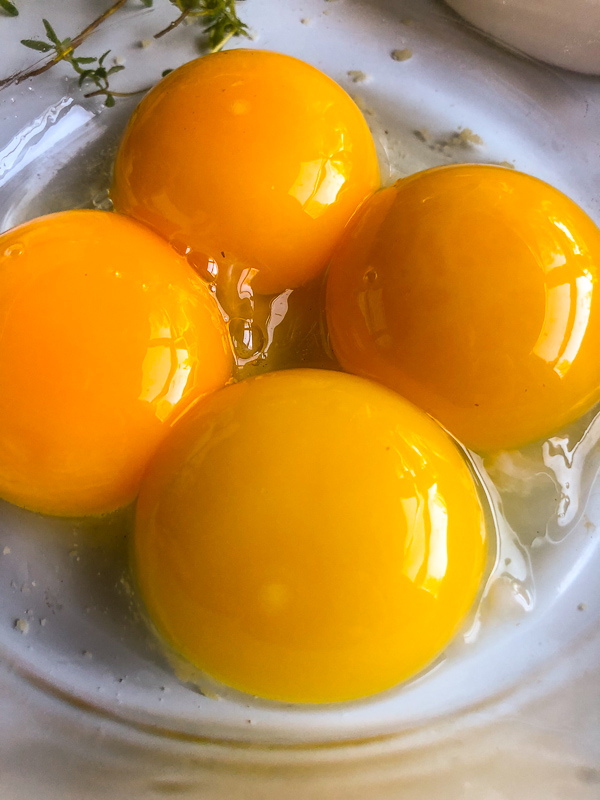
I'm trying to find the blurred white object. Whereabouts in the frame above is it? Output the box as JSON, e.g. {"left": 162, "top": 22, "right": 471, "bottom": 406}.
{"left": 446, "top": 0, "right": 600, "bottom": 74}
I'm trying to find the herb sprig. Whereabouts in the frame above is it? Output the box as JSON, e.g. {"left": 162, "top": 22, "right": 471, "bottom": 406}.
{"left": 0, "top": 0, "right": 129, "bottom": 93}
{"left": 0, "top": 0, "right": 249, "bottom": 104}
{"left": 155, "top": 0, "right": 250, "bottom": 51}
{"left": 19, "top": 18, "right": 142, "bottom": 107}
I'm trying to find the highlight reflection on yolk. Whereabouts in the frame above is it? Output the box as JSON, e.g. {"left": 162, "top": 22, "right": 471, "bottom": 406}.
{"left": 326, "top": 165, "right": 600, "bottom": 452}
{"left": 135, "top": 369, "right": 486, "bottom": 703}
{"left": 111, "top": 49, "right": 380, "bottom": 295}
{"left": 0, "top": 210, "right": 232, "bottom": 517}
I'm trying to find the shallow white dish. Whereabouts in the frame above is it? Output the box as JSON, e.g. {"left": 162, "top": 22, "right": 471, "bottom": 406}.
{"left": 0, "top": 1, "right": 599, "bottom": 797}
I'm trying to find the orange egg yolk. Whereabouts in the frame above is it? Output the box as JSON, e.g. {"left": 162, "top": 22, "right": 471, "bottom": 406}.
{"left": 111, "top": 49, "right": 380, "bottom": 296}
{"left": 0, "top": 210, "right": 232, "bottom": 517}
{"left": 326, "top": 164, "right": 600, "bottom": 453}
{"left": 134, "top": 369, "right": 486, "bottom": 703}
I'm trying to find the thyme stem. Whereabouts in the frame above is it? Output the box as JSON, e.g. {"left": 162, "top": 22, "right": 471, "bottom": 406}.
{"left": 69, "top": 0, "right": 128, "bottom": 51}
{"left": 83, "top": 87, "right": 150, "bottom": 99}
{"left": 0, "top": 0, "right": 128, "bottom": 90}
{"left": 154, "top": 9, "right": 190, "bottom": 39}
{"left": 211, "top": 27, "right": 234, "bottom": 52}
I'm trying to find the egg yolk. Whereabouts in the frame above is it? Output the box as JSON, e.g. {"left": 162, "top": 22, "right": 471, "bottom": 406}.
{"left": 111, "top": 49, "right": 380, "bottom": 296}
{"left": 134, "top": 369, "right": 486, "bottom": 703}
{"left": 0, "top": 210, "right": 232, "bottom": 517}
{"left": 326, "top": 165, "right": 600, "bottom": 453}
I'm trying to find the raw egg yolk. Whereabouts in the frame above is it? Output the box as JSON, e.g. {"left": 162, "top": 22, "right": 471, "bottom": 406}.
{"left": 0, "top": 210, "right": 232, "bottom": 517}
{"left": 134, "top": 369, "right": 486, "bottom": 703}
{"left": 111, "top": 49, "right": 380, "bottom": 296}
{"left": 326, "top": 165, "right": 600, "bottom": 453}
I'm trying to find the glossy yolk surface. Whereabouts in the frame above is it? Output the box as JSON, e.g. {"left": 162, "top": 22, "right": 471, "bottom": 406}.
{"left": 111, "top": 49, "right": 380, "bottom": 296}
{"left": 327, "top": 165, "right": 600, "bottom": 453}
{"left": 135, "top": 369, "right": 486, "bottom": 703}
{"left": 0, "top": 210, "right": 232, "bottom": 517}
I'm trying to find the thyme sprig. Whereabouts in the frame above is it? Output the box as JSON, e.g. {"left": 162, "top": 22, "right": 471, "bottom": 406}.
{"left": 0, "top": 0, "right": 129, "bottom": 93}
{"left": 154, "top": 0, "right": 250, "bottom": 52}
{"left": 20, "top": 16, "right": 147, "bottom": 106}
{"left": 0, "top": 0, "right": 249, "bottom": 104}
{"left": 74, "top": 49, "right": 144, "bottom": 107}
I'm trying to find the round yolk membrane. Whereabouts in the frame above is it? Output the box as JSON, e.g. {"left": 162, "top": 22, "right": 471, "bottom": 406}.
{"left": 111, "top": 49, "right": 380, "bottom": 296}
{"left": 326, "top": 164, "right": 600, "bottom": 453}
{"left": 0, "top": 210, "right": 232, "bottom": 517}
{"left": 134, "top": 369, "right": 487, "bottom": 704}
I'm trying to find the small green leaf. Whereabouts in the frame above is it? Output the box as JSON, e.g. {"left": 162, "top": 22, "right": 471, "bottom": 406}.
{"left": 73, "top": 56, "right": 97, "bottom": 65}
{"left": 95, "top": 67, "right": 107, "bottom": 79}
{"left": 0, "top": 0, "right": 18, "bottom": 17}
{"left": 21, "top": 39, "right": 53, "bottom": 52}
{"left": 105, "top": 94, "right": 116, "bottom": 107}
{"left": 98, "top": 50, "right": 111, "bottom": 67}
{"left": 161, "top": 68, "right": 173, "bottom": 77}
{"left": 140, "top": 0, "right": 154, "bottom": 6}
{"left": 42, "top": 18, "right": 61, "bottom": 46}
{"left": 107, "top": 64, "right": 125, "bottom": 75}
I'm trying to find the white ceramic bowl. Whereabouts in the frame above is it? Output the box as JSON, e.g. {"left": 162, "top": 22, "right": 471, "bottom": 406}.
{"left": 446, "top": 0, "right": 600, "bottom": 74}
{"left": 0, "top": 1, "right": 599, "bottom": 797}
